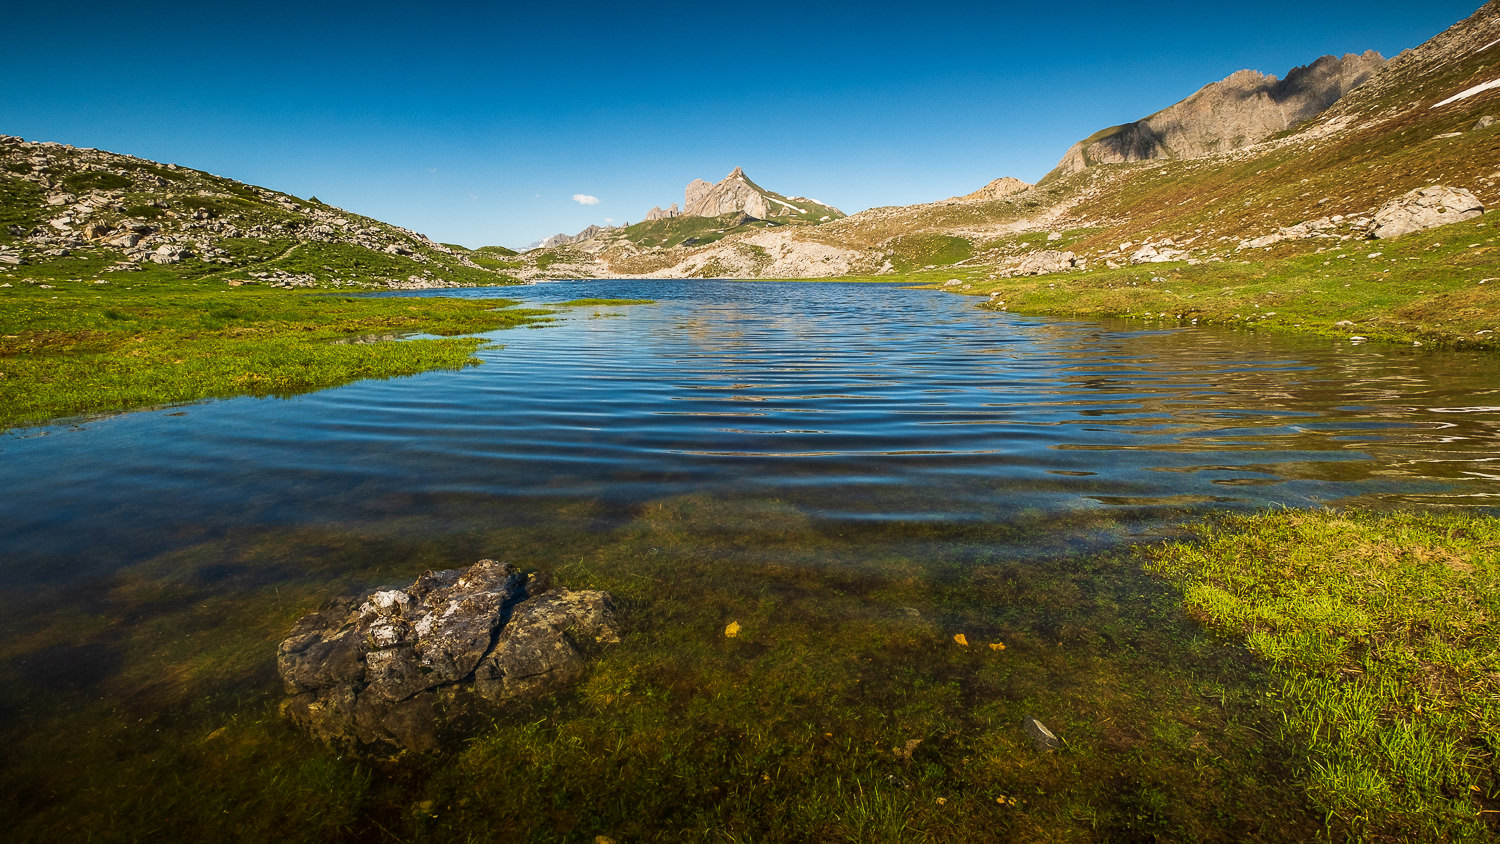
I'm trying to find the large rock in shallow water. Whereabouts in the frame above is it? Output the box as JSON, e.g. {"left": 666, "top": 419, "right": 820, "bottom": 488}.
{"left": 1371, "top": 186, "right": 1484, "bottom": 239}
{"left": 277, "top": 559, "right": 619, "bottom": 754}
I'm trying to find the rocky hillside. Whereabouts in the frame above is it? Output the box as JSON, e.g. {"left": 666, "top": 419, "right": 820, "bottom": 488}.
{"left": 0, "top": 135, "right": 521, "bottom": 290}
{"left": 7, "top": 3, "right": 1495, "bottom": 290}
{"left": 1046, "top": 51, "right": 1387, "bottom": 180}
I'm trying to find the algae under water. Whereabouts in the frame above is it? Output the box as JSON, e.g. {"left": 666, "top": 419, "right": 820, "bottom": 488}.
{"left": 1, "top": 280, "right": 1497, "bottom": 841}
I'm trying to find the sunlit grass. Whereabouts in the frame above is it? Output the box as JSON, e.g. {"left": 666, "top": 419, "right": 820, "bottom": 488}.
{"left": 900, "top": 214, "right": 1500, "bottom": 348}
{"left": 0, "top": 281, "right": 552, "bottom": 428}
{"left": 1145, "top": 508, "right": 1500, "bottom": 840}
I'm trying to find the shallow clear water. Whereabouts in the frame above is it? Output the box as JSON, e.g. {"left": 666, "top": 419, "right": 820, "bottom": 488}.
{"left": 2, "top": 280, "right": 1498, "bottom": 836}
{"left": 4, "top": 280, "right": 1496, "bottom": 581}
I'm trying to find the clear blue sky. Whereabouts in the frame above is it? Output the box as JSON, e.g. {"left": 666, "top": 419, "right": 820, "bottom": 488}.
{"left": 0, "top": 0, "right": 1482, "bottom": 248}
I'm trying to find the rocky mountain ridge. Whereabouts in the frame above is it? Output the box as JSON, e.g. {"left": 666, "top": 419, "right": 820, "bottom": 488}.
{"left": 1046, "top": 51, "right": 1388, "bottom": 180}
{"left": 681, "top": 167, "right": 843, "bottom": 222}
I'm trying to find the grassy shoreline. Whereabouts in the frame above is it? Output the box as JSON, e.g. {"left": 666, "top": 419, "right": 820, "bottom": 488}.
{"left": 0, "top": 281, "right": 551, "bottom": 430}
{"left": 901, "top": 214, "right": 1499, "bottom": 350}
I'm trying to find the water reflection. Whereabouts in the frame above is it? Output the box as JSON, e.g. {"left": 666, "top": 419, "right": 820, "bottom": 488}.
{"left": 2, "top": 281, "right": 1497, "bottom": 579}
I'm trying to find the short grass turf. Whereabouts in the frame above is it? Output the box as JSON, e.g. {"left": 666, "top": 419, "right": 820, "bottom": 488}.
{"left": 1145, "top": 507, "right": 1500, "bottom": 841}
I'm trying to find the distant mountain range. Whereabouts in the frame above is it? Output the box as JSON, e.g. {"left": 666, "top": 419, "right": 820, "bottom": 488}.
{"left": 3, "top": 1, "right": 1496, "bottom": 286}
{"left": 535, "top": 167, "right": 844, "bottom": 249}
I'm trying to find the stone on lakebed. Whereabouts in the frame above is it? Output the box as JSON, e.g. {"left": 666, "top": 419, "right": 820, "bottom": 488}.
{"left": 277, "top": 558, "right": 619, "bottom": 755}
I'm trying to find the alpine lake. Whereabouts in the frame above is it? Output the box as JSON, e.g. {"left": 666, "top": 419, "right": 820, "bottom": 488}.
{"left": 2, "top": 279, "right": 1497, "bottom": 841}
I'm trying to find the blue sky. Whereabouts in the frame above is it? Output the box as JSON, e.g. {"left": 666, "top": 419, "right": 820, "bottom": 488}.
{"left": 0, "top": 0, "right": 1482, "bottom": 248}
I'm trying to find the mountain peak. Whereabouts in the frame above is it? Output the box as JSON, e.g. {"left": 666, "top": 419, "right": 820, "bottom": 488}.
{"left": 682, "top": 168, "right": 843, "bottom": 222}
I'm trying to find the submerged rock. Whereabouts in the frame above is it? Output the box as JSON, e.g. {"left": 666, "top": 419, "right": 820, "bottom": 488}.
{"left": 1023, "top": 714, "right": 1060, "bottom": 750}
{"left": 277, "top": 559, "right": 619, "bottom": 754}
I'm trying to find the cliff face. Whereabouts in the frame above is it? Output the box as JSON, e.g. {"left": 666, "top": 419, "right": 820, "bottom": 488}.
{"left": 1048, "top": 51, "right": 1387, "bottom": 179}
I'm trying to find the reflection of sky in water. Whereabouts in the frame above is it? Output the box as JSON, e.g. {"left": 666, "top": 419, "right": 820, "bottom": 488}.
{"left": 2, "top": 279, "right": 1498, "bottom": 583}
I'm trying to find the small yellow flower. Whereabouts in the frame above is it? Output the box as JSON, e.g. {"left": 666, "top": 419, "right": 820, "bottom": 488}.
{"left": 953, "top": 633, "right": 969, "bottom": 647}
{"left": 989, "top": 642, "right": 1006, "bottom": 651}
{"left": 724, "top": 621, "right": 741, "bottom": 638}
{"left": 936, "top": 797, "right": 947, "bottom": 806}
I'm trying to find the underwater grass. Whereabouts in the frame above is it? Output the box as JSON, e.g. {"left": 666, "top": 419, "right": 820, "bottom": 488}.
{"left": 0, "top": 493, "right": 1330, "bottom": 842}
{"left": 1144, "top": 507, "right": 1500, "bottom": 841}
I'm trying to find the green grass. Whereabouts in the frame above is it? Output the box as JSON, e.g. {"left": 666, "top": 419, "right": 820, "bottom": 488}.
{"left": 886, "top": 233, "right": 974, "bottom": 272}
{"left": 1144, "top": 508, "right": 1500, "bottom": 840}
{"left": 0, "top": 277, "right": 552, "bottom": 428}
{"left": 913, "top": 214, "right": 1499, "bottom": 348}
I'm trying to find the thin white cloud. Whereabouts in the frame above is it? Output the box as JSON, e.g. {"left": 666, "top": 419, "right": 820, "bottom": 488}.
{"left": 573, "top": 193, "right": 601, "bottom": 206}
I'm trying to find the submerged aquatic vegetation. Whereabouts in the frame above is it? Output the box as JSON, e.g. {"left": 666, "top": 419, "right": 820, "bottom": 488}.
{"left": 0, "top": 494, "right": 1330, "bottom": 842}
{"left": 1145, "top": 508, "right": 1500, "bottom": 841}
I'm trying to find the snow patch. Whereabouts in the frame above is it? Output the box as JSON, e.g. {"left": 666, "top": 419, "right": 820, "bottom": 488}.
{"left": 1432, "top": 77, "right": 1500, "bottom": 108}
{"left": 765, "top": 195, "right": 807, "bottom": 214}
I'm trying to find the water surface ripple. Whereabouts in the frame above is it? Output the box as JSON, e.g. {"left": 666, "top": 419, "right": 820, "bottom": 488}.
{"left": 1, "top": 279, "right": 1497, "bottom": 579}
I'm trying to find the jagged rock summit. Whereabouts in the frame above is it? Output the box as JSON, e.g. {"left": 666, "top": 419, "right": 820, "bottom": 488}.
{"left": 1048, "top": 51, "right": 1388, "bottom": 179}
{"left": 682, "top": 167, "right": 844, "bottom": 222}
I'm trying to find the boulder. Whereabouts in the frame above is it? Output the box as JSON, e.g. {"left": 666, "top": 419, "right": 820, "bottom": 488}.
{"left": 1371, "top": 186, "right": 1484, "bottom": 238}
{"left": 277, "top": 559, "right": 619, "bottom": 754}
{"left": 1008, "top": 250, "right": 1079, "bottom": 276}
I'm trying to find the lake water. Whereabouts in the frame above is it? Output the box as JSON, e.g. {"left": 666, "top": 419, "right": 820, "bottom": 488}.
{"left": 3, "top": 279, "right": 1498, "bottom": 839}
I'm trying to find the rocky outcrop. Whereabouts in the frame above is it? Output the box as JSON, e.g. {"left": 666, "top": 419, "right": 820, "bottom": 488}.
{"left": 1003, "top": 250, "right": 1081, "bottom": 277}
{"left": 277, "top": 559, "right": 619, "bottom": 754}
{"left": 951, "top": 177, "right": 1031, "bottom": 203}
{"left": 1048, "top": 52, "right": 1387, "bottom": 179}
{"left": 1370, "top": 185, "right": 1485, "bottom": 238}
{"left": 644, "top": 203, "right": 680, "bottom": 221}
